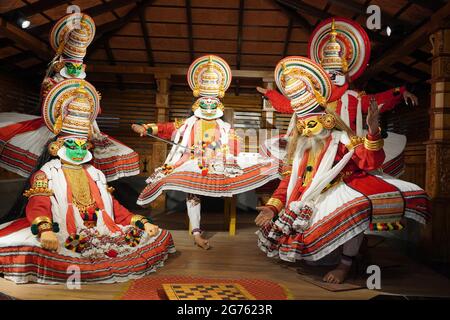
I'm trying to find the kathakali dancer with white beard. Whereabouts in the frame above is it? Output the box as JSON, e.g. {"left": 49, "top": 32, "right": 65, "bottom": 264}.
{"left": 258, "top": 17, "right": 419, "bottom": 178}
{"left": 0, "top": 79, "right": 175, "bottom": 284}
{"left": 255, "top": 56, "right": 429, "bottom": 284}
{"left": 132, "top": 55, "right": 278, "bottom": 249}
{"left": 0, "top": 12, "right": 139, "bottom": 182}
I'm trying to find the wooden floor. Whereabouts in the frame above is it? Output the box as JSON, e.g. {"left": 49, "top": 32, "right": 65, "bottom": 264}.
{"left": 0, "top": 212, "right": 449, "bottom": 300}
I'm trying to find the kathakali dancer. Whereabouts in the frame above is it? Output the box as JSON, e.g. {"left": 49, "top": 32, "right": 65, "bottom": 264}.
{"left": 255, "top": 56, "right": 429, "bottom": 284}
{"left": 0, "top": 12, "right": 139, "bottom": 182}
{"left": 0, "top": 79, "right": 175, "bottom": 284}
{"left": 132, "top": 55, "right": 278, "bottom": 249}
{"left": 259, "top": 17, "right": 419, "bottom": 177}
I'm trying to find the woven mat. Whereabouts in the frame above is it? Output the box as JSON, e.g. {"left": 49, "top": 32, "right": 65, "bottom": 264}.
{"left": 119, "top": 276, "right": 292, "bottom": 300}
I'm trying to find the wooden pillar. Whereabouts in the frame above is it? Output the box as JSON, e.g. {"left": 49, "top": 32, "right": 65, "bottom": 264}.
{"left": 150, "top": 73, "right": 171, "bottom": 211}
{"left": 425, "top": 26, "right": 450, "bottom": 265}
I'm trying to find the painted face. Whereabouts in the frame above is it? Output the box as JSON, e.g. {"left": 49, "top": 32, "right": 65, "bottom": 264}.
{"left": 199, "top": 98, "right": 219, "bottom": 116}
{"left": 326, "top": 69, "right": 346, "bottom": 86}
{"left": 64, "top": 138, "right": 88, "bottom": 162}
{"left": 297, "top": 116, "right": 324, "bottom": 137}
{"left": 65, "top": 62, "right": 84, "bottom": 77}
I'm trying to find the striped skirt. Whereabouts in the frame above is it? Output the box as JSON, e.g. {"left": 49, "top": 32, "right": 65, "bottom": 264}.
{"left": 138, "top": 156, "right": 279, "bottom": 205}
{"left": 0, "top": 228, "right": 175, "bottom": 284}
{"left": 256, "top": 173, "right": 429, "bottom": 262}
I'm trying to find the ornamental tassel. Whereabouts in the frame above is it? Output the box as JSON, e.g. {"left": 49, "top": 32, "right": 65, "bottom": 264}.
{"left": 53, "top": 112, "right": 63, "bottom": 135}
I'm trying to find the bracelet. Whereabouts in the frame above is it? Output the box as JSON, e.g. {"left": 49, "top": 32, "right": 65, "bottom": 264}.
{"left": 37, "top": 222, "right": 53, "bottom": 236}
{"left": 266, "top": 198, "right": 284, "bottom": 213}
{"left": 364, "top": 136, "right": 384, "bottom": 151}
{"left": 131, "top": 215, "right": 150, "bottom": 230}
{"left": 31, "top": 216, "right": 54, "bottom": 236}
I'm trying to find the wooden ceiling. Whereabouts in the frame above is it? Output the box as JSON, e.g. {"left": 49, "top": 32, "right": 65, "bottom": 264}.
{"left": 0, "top": 0, "right": 449, "bottom": 92}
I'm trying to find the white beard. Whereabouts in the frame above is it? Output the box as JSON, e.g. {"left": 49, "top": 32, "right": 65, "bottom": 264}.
{"left": 300, "top": 129, "right": 331, "bottom": 153}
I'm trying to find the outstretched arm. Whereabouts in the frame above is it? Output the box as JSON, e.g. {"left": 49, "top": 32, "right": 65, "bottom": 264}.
{"left": 256, "top": 86, "right": 292, "bottom": 113}
{"left": 131, "top": 119, "right": 185, "bottom": 141}
{"left": 361, "top": 86, "right": 418, "bottom": 114}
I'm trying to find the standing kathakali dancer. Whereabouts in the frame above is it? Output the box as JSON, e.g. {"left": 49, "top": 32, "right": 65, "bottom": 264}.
{"left": 259, "top": 17, "right": 418, "bottom": 177}
{"left": 132, "top": 55, "right": 278, "bottom": 249}
{"left": 255, "top": 56, "right": 429, "bottom": 284}
{"left": 0, "top": 79, "right": 175, "bottom": 284}
{"left": 0, "top": 12, "right": 139, "bottom": 181}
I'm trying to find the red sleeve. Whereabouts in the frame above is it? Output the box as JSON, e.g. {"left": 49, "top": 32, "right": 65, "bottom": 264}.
{"left": 26, "top": 196, "right": 52, "bottom": 224}
{"left": 351, "top": 132, "right": 386, "bottom": 171}
{"left": 25, "top": 171, "right": 52, "bottom": 224}
{"left": 265, "top": 90, "right": 293, "bottom": 113}
{"left": 112, "top": 197, "right": 133, "bottom": 226}
{"left": 156, "top": 122, "right": 177, "bottom": 140}
{"left": 266, "top": 174, "right": 290, "bottom": 213}
{"left": 361, "top": 86, "right": 405, "bottom": 114}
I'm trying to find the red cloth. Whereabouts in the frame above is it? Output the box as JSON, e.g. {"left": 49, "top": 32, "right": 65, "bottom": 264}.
{"left": 155, "top": 122, "right": 177, "bottom": 141}
{"left": 265, "top": 90, "right": 293, "bottom": 113}
{"left": 0, "top": 118, "right": 44, "bottom": 142}
{"left": 268, "top": 135, "right": 385, "bottom": 212}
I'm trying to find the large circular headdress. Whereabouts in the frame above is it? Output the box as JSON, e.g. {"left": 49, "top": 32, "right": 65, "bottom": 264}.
{"left": 42, "top": 79, "right": 100, "bottom": 136}
{"left": 187, "top": 55, "right": 232, "bottom": 98}
{"left": 50, "top": 13, "right": 96, "bottom": 59}
{"left": 308, "top": 17, "right": 371, "bottom": 82}
{"left": 274, "top": 56, "right": 332, "bottom": 101}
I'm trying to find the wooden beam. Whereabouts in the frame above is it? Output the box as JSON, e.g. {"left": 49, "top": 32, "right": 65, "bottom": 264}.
{"left": 0, "top": 17, "right": 50, "bottom": 61}
{"left": 391, "top": 62, "right": 430, "bottom": 80}
{"left": 235, "top": 0, "right": 245, "bottom": 96}
{"left": 409, "top": 49, "right": 432, "bottom": 63}
{"left": 0, "top": 50, "right": 35, "bottom": 65}
{"left": 273, "top": 0, "right": 312, "bottom": 33}
{"left": 327, "top": 0, "right": 413, "bottom": 30}
{"left": 29, "top": 0, "right": 137, "bottom": 36}
{"left": 86, "top": 0, "right": 154, "bottom": 60}
{"left": 407, "top": 0, "right": 445, "bottom": 11}
{"left": 0, "top": 38, "right": 14, "bottom": 48}
{"left": 139, "top": 9, "right": 154, "bottom": 66}
{"left": 276, "top": 0, "right": 386, "bottom": 43}
{"left": 283, "top": 17, "right": 293, "bottom": 57}
{"left": 2, "top": 0, "right": 70, "bottom": 19}
{"left": 358, "top": 1, "right": 450, "bottom": 84}
{"left": 87, "top": 64, "right": 273, "bottom": 79}
{"left": 185, "top": 0, "right": 194, "bottom": 61}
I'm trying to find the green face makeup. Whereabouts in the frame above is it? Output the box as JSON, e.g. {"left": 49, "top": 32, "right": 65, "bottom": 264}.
{"left": 65, "top": 62, "right": 83, "bottom": 77}
{"left": 64, "top": 139, "right": 88, "bottom": 162}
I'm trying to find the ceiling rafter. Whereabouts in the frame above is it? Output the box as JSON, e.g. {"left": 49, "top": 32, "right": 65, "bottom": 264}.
{"left": 29, "top": 0, "right": 137, "bottom": 36}
{"left": 185, "top": 0, "right": 194, "bottom": 62}
{"left": 282, "top": 17, "right": 293, "bottom": 57}
{"left": 86, "top": 0, "right": 155, "bottom": 60}
{"left": 273, "top": 0, "right": 312, "bottom": 33}
{"left": 1, "top": 0, "right": 71, "bottom": 19}
{"left": 235, "top": 0, "right": 245, "bottom": 96}
{"left": 139, "top": 10, "right": 154, "bottom": 66}
{"left": 357, "top": 1, "right": 450, "bottom": 85}
{"left": 103, "top": 38, "right": 124, "bottom": 90}
{"left": 406, "top": 0, "right": 446, "bottom": 11}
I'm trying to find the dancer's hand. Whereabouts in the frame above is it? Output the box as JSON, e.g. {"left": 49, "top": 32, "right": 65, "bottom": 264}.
{"left": 256, "top": 86, "right": 268, "bottom": 95}
{"left": 366, "top": 97, "right": 380, "bottom": 136}
{"left": 144, "top": 223, "right": 159, "bottom": 237}
{"left": 403, "top": 90, "right": 418, "bottom": 107}
{"left": 255, "top": 206, "right": 274, "bottom": 227}
{"left": 40, "top": 231, "right": 59, "bottom": 251}
{"left": 131, "top": 124, "right": 146, "bottom": 136}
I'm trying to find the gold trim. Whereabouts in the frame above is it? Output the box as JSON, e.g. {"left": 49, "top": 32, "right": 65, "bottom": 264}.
{"left": 174, "top": 118, "right": 185, "bottom": 129}
{"left": 364, "top": 136, "right": 384, "bottom": 151}
{"left": 130, "top": 214, "right": 149, "bottom": 227}
{"left": 346, "top": 135, "right": 364, "bottom": 150}
{"left": 23, "top": 187, "right": 53, "bottom": 198}
{"left": 107, "top": 186, "right": 115, "bottom": 194}
{"left": 31, "top": 216, "right": 52, "bottom": 227}
{"left": 266, "top": 198, "right": 284, "bottom": 213}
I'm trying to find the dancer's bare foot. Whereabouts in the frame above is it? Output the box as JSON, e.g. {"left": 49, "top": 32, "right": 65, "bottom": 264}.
{"left": 194, "top": 234, "right": 210, "bottom": 250}
{"left": 322, "top": 262, "right": 352, "bottom": 284}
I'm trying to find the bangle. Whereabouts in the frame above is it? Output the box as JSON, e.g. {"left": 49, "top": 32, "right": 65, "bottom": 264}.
{"left": 364, "top": 136, "right": 384, "bottom": 151}
{"left": 131, "top": 215, "right": 150, "bottom": 230}
{"left": 38, "top": 222, "right": 53, "bottom": 236}
{"left": 266, "top": 198, "right": 284, "bottom": 213}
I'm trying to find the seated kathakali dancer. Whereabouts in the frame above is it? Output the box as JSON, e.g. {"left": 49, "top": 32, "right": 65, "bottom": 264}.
{"left": 132, "top": 55, "right": 278, "bottom": 249}
{"left": 0, "top": 79, "right": 175, "bottom": 284}
{"left": 255, "top": 56, "right": 429, "bottom": 284}
{"left": 259, "top": 17, "right": 419, "bottom": 178}
{"left": 0, "top": 12, "right": 139, "bottom": 182}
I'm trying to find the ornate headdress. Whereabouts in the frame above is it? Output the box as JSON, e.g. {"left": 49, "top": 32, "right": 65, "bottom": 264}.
{"left": 274, "top": 56, "right": 332, "bottom": 119}
{"left": 308, "top": 17, "right": 371, "bottom": 81}
{"left": 42, "top": 79, "right": 100, "bottom": 140}
{"left": 187, "top": 55, "right": 232, "bottom": 98}
{"left": 50, "top": 13, "right": 96, "bottom": 60}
